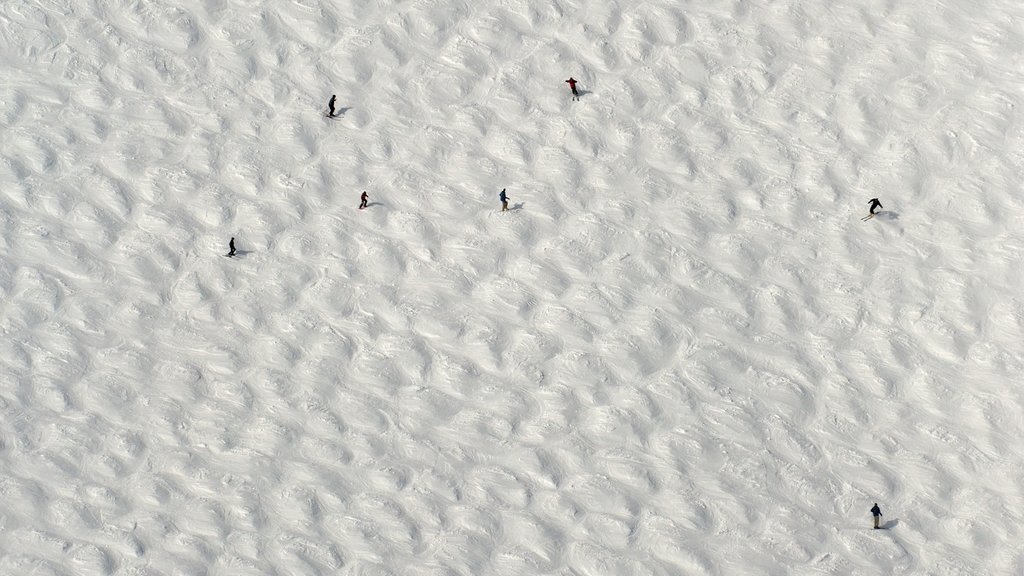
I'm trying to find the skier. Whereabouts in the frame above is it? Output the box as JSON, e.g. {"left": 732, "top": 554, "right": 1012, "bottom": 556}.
{"left": 228, "top": 237, "right": 236, "bottom": 257}
{"left": 328, "top": 95, "right": 337, "bottom": 117}
{"left": 870, "top": 503, "right": 883, "bottom": 529}
{"left": 565, "top": 77, "right": 579, "bottom": 101}
{"left": 868, "top": 198, "right": 883, "bottom": 215}
{"left": 359, "top": 190, "right": 369, "bottom": 209}
{"left": 499, "top": 188, "right": 509, "bottom": 212}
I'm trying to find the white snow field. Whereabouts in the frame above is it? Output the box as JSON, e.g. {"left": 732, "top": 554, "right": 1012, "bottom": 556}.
{"left": 2, "top": 0, "right": 1024, "bottom": 574}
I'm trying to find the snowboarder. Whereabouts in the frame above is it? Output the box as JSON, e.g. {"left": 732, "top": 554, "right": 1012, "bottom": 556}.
{"left": 871, "top": 503, "right": 883, "bottom": 529}
{"left": 359, "top": 191, "right": 369, "bottom": 209}
{"left": 868, "top": 198, "right": 883, "bottom": 215}
{"left": 499, "top": 188, "right": 509, "bottom": 212}
{"left": 228, "top": 237, "right": 236, "bottom": 257}
{"left": 328, "top": 95, "right": 337, "bottom": 117}
{"left": 565, "top": 77, "right": 579, "bottom": 101}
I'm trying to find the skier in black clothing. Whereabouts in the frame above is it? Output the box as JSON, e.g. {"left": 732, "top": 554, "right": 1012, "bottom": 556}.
{"left": 871, "top": 503, "right": 883, "bottom": 529}
{"left": 328, "top": 95, "right": 337, "bottom": 117}
{"left": 868, "top": 198, "right": 883, "bottom": 215}
{"left": 499, "top": 188, "right": 509, "bottom": 212}
{"left": 228, "top": 237, "right": 236, "bottom": 257}
{"left": 359, "top": 191, "right": 369, "bottom": 209}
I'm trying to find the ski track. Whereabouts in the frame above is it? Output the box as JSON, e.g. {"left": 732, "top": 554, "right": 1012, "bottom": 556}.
{"left": 2, "top": 0, "right": 1024, "bottom": 574}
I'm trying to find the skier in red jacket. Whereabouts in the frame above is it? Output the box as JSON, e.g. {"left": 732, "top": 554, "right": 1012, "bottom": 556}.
{"left": 565, "top": 77, "right": 579, "bottom": 101}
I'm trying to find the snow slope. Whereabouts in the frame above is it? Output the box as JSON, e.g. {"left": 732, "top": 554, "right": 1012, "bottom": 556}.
{"left": 2, "top": 0, "right": 1024, "bottom": 574}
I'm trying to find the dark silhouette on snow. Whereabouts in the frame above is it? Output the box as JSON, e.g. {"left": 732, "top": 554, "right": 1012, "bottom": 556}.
{"left": 499, "top": 188, "right": 509, "bottom": 212}
{"left": 359, "top": 191, "right": 369, "bottom": 210}
{"left": 871, "top": 503, "right": 883, "bottom": 529}
{"left": 868, "top": 198, "right": 883, "bottom": 215}
{"left": 228, "top": 237, "right": 236, "bottom": 257}
{"left": 565, "top": 78, "right": 579, "bottom": 101}
{"left": 328, "top": 95, "right": 337, "bottom": 117}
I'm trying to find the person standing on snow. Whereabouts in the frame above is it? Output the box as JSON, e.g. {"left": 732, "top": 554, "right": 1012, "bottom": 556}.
{"left": 228, "top": 237, "right": 236, "bottom": 257}
{"left": 871, "top": 503, "right": 883, "bottom": 529}
{"left": 565, "top": 77, "right": 580, "bottom": 101}
{"left": 499, "top": 188, "right": 509, "bottom": 212}
{"left": 359, "top": 191, "right": 369, "bottom": 209}
{"left": 868, "top": 198, "right": 883, "bottom": 215}
{"left": 328, "top": 95, "right": 337, "bottom": 117}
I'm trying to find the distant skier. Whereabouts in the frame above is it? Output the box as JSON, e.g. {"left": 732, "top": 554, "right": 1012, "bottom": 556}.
{"left": 359, "top": 190, "right": 369, "bottom": 209}
{"left": 565, "top": 77, "right": 579, "bottom": 101}
{"left": 328, "top": 95, "right": 337, "bottom": 117}
{"left": 499, "top": 188, "right": 509, "bottom": 212}
{"left": 868, "top": 198, "right": 883, "bottom": 215}
{"left": 871, "top": 503, "right": 883, "bottom": 529}
{"left": 228, "top": 237, "right": 236, "bottom": 257}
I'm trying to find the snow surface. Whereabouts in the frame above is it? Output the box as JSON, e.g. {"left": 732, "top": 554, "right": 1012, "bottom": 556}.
{"left": 2, "top": 0, "right": 1024, "bottom": 574}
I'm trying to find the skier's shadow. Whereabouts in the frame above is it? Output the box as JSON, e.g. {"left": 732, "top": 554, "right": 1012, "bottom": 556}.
{"left": 875, "top": 211, "right": 899, "bottom": 221}
{"left": 576, "top": 90, "right": 592, "bottom": 99}
{"left": 880, "top": 519, "right": 899, "bottom": 530}
{"left": 511, "top": 202, "right": 525, "bottom": 211}
{"left": 362, "top": 202, "right": 383, "bottom": 209}
{"left": 232, "top": 250, "right": 254, "bottom": 257}
{"left": 334, "top": 107, "right": 351, "bottom": 116}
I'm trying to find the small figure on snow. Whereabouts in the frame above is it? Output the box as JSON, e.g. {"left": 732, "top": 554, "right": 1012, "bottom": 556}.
{"left": 499, "top": 188, "right": 509, "bottom": 212}
{"left": 565, "top": 77, "right": 580, "bottom": 101}
{"left": 328, "top": 95, "right": 337, "bottom": 117}
{"left": 228, "top": 237, "right": 236, "bottom": 257}
{"left": 359, "top": 190, "right": 369, "bottom": 210}
{"left": 871, "top": 503, "right": 883, "bottom": 529}
{"left": 868, "top": 198, "right": 883, "bottom": 215}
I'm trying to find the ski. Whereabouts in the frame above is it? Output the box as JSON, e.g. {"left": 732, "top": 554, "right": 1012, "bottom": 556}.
{"left": 861, "top": 214, "right": 875, "bottom": 221}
